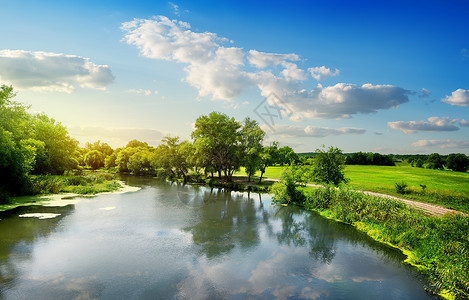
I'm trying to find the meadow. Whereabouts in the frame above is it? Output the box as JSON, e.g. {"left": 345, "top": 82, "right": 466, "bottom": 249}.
{"left": 249, "top": 165, "right": 469, "bottom": 213}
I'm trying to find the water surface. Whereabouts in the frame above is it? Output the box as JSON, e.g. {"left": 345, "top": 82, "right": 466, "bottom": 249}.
{"left": 0, "top": 177, "right": 435, "bottom": 299}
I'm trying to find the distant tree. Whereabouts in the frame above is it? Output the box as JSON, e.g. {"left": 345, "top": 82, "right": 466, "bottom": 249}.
{"left": 86, "top": 140, "right": 113, "bottom": 156}
{"left": 258, "top": 142, "right": 279, "bottom": 183}
{"left": 427, "top": 153, "right": 445, "bottom": 170}
{"left": 277, "top": 146, "right": 299, "bottom": 165}
{"left": 126, "top": 139, "right": 149, "bottom": 148}
{"left": 311, "top": 145, "right": 348, "bottom": 186}
{"left": 446, "top": 153, "right": 469, "bottom": 172}
{"left": 241, "top": 118, "right": 265, "bottom": 182}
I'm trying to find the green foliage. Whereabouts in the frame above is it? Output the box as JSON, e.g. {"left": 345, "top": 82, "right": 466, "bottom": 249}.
{"left": 258, "top": 142, "right": 279, "bottom": 182}
{"left": 241, "top": 118, "right": 265, "bottom": 181}
{"left": 446, "top": 153, "right": 469, "bottom": 172}
{"left": 29, "top": 173, "right": 120, "bottom": 195}
{"left": 84, "top": 150, "right": 105, "bottom": 170}
{"left": 427, "top": 153, "right": 445, "bottom": 170}
{"left": 0, "top": 128, "right": 30, "bottom": 200}
{"left": 300, "top": 186, "right": 469, "bottom": 298}
{"left": 191, "top": 112, "right": 243, "bottom": 181}
{"left": 345, "top": 152, "right": 395, "bottom": 166}
{"left": 311, "top": 145, "right": 348, "bottom": 186}
{"left": 270, "top": 167, "right": 308, "bottom": 204}
{"left": 395, "top": 181, "right": 408, "bottom": 194}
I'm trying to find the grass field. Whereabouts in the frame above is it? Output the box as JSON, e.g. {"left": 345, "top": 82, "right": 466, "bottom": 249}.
{"left": 240, "top": 165, "right": 469, "bottom": 212}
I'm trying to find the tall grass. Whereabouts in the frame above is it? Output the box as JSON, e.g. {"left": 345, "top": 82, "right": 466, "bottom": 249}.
{"left": 29, "top": 173, "right": 121, "bottom": 195}
{"left": 287, "top": 186, "right": 469, "bottom": 299}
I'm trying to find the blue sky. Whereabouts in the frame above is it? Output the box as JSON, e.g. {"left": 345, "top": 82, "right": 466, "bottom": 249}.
{"left": 1, "top": 0, "right": 468, "bottom": 154}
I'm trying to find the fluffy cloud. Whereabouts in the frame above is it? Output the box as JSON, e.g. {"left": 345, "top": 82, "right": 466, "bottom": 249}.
{"left": 122, "top": 16, "right": 410, "bottom": 118}
{"left": 412, "top": 139, "right": 469, "bottom": 149}
{"left": 388, "top": 117, "right": 465, "bottom": 134}
{"left": 262, "top": 124, "right": 366, "bottom": 138}
{"left": 308, "top": 66, "right": 340, "bottom": 81}
{"left": 258, "top": 82, "right": 410, "bottom": 120}
{"left": 441, "top": 89, "right": 469, "bottom": 107}
{"left": 0, "top": 49, "right": 114, "bottom": 93}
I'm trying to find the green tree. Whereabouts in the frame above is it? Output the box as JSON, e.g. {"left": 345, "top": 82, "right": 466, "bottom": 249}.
{"left": 277, "top": 146, "right": 299, "bottom": 165}
{"left": 32, "top": 114, "right": 78, "bottom": 174}
{"left": 427, "top": 153, "right": 445, "bottom": 170}
{"left": 311, "top": 145, "right": 348, "bottom": 186}
{"left": 128, "top": 148, "right": 155, "bottom": 175}
{"left": 115, "top": 147, "right": 139, "bottom": 173}
{"left": 0, "top": 128, "right": 30, "bottom": 200}
{"left": 84, "top": 150, "right": 106, "bottom": 170}
{"left": 191, "top": 112, "right": 242, "bottom": 181}
{"left": 446, "top": 153, "right": 469, "bottom": 172}
{"left": 241, "top": 118, "right": 265, "bottom": 182}
{"left": 86, "top": 140, "right": 113, "bottom": 156}
{"left": 258, "top": 142, "right": 279, "bottom": 182}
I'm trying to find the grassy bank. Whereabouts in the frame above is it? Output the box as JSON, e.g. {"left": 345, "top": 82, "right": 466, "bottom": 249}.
{"left": 0, "top": 172, "right": 122, "bottom": 211}
{"left": 273, "top": 185, "right": 469, "bottom": 299}
{"left": 243, "top": 165, "right": 469, "bottom": 213}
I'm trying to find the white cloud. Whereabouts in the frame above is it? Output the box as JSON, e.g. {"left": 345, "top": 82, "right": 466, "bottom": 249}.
{"left": 441, "top": 89, "right": 469, "bottom": 107}
{"left": 388, "top": 117, "right": 463, "bottom": 134}
{"left": 0, "top": 49, "right": 114, "bottom": 93}
{"left": 122, "top": 16, "right": 410, "bottom": 119}
{"left": 258, "top": 82, "right": 410, "bottom": 120}
{"left": 308, "top": 66, "right": 340, "bottom": 81}
{"left": 247, "top": 50, "right": 300, "bottom": 69}
{"left": 262, "top": 124, "right": 366, "bottom": 138}
{"left": 412, "top": 139, "right": 469, "bottom": 149}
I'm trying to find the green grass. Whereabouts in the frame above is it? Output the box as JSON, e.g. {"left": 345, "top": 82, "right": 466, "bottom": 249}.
{"left": 239, "top": 165, "right": 469, "bottom": 212}
{"left": 271, "top": 184, "right": 469, "bottom": 299}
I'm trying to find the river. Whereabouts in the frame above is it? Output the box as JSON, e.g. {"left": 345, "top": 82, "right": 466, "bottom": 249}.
{"left": 0, "top": 176, "right": 436, "bottom": 299}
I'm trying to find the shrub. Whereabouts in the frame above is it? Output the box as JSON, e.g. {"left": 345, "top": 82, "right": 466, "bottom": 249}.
{"left": 395, "top": 181, "right": 408, "bottom": 194}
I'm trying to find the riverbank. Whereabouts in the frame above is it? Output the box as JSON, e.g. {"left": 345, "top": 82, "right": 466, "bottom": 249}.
{"left": 273, "top": 185, "right": 468, "bottom": 300}
{"left": 0, "top": 178, "right": 140, "bottom": 212}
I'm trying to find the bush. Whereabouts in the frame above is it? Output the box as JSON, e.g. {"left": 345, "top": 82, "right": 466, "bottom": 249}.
{"left": 395, "top": 181, "right": 408, "bottom": 194}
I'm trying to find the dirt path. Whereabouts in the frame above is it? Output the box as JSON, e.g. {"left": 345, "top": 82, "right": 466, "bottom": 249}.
{"left": 262, "top": 177, "right": 463, "bottom": 217}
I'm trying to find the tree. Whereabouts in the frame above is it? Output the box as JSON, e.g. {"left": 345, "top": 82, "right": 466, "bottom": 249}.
{"left": 258, "top": 142, "right": 279, "bottom": 183}
{"left": 0, "top": 128, "right": 30, "bottom": 199}
{"left": 311, "top": 145, "right": 348, "bottom": 186}
{"left": 427, "top": 153, "right": 445, "bottom": 170}
{"left": 154, "top": 136, "right": 193, "bottom": 181}
{"left": 84, "top": 150, "right": 106, "bottom": 170}
{"left": 128, "top": 148, "right": 155, "bottom": 175}
{"left": 191, "top": 112, "right": 242, "bottom": 181}
{"left": 241, "top": 118, "right": 265, "bottom": 182}
{"left": 446, "top": 153, "right": 469, "bottom": 172}
{"left": 32, "top": 114, "right": 78, "bottom": 174}
{"left": 277, "top": 146, "right": 299, "bottom": 165}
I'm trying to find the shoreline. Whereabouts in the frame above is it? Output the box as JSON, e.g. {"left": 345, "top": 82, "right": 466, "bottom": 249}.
{"left": 0, "top": 181, "right": 141, "bottom": 212}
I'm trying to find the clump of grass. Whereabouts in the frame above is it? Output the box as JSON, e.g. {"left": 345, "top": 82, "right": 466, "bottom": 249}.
{"left": 294, "top": 186, "right": 469, "bottom": 299}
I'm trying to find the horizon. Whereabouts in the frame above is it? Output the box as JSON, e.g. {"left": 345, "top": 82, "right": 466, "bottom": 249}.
{"left": 1, "top": 0, "right": 468, "bottom": 155}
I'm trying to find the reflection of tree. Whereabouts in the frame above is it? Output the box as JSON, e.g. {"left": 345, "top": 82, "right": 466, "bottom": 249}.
{"left": 269, "top": 206, "right": 338, "bottom": 265}
{"left": 183, "top": 188, "right": 261, "bottom": 259}
{"left": 0, "top": 204, "right": 74, "bottom": 293}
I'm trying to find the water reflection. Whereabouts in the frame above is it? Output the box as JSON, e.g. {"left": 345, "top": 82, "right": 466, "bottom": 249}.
{"left": 0, "top": 177, "right": 434, "bottom": 299}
